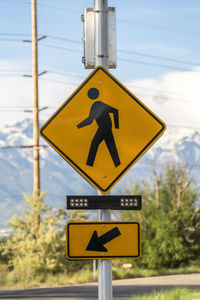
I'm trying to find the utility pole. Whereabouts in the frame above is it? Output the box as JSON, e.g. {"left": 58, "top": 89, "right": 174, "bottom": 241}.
{"left": 31, "top": 0, "right": 40, "bottom": 230}
{"left": 94, "top": 1, "right": 112, "bottom": 299}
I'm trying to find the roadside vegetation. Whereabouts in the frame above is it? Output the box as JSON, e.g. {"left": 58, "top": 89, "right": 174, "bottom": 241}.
{"left": 121, "top": 161, "right": 200, "bottom": 270}
{"left": 131, "top": 288, "right": 200, "bottom": 300}
{"left": 0, "top": 160, "right": 200, "bottom": 289}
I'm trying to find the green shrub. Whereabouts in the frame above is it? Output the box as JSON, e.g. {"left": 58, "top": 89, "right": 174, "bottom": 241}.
{"left": 122, "top": 162, "right": 200, "bottom": 269}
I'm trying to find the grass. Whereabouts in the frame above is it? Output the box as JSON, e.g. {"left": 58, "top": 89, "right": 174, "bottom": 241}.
{"left": 112, "top": 261, "right": 200, "bottom": 280}
{"left": 1, "top": 260, "right": 200, "bottom": 289}
{"left": 131, "top": 288, "right": 200, "bottom": 300}
{"left": 1, "top": 268, "right": 94, "bottom": 290}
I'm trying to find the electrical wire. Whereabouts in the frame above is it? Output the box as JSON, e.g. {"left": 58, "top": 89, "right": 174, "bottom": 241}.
{"left": 40, "top": 70, "right": 198, "bottom": 98}
{"left": 118, "top": 57, "right": 195, "bottom": 72}
{"left": 1, "top": 71, "right": 199, "bottom": 104}
{"left": 0, "top": 38, "right": 23, "bottom": 42}
{"left": 39, "top": 43, "right": 200, "bottom": 72}
{"left": 0, "top": 33, "right": 30, "bottom": 36}
{"left": 118, "top": 19, "right": 200, "bottom": 36}
{"left": 0, "top": 145, "right": 46, "bottom": 149}
{"left": 2, "top": 0, "right": 200, "bottom": 36}
{"left": 1, "top": 33, "right": 200, "bottom": 72}
{"left": 1, "top": 32, "right": 199, "bottom": 67}
{"left": 47, "top": 35, "right": 82, "bottom": 44}
{"left": 118, "top": 49, "right": 199, "bottom": 66}
{"left": 0, "top": 69, "right": 31, "bottom": 72}
{"left": 37, "top": 3, "right": 79, "bottom": 14}
{"left": 39, "top": 43, "right": 82, "bottom": 54}
{"left": 1, "top": 0, "right": 30, "bottom": 5}
{"left": 40, "top": 77, "right": 77, "bottom": 86}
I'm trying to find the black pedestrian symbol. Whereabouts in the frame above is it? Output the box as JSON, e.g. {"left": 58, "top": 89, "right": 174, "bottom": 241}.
{"left": 77, "top": 88, "right": 121, "bottom": 167}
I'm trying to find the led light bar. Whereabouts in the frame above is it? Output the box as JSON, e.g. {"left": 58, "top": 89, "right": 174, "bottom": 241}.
{"left": 67, "top": 195, "right": 142, "bottom": 210}
{"left": 69, "top": 198, "right": 88, "bottom": 208}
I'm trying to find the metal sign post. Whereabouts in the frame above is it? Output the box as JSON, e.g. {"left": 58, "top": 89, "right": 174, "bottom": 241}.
{"left": 94, "top": 0, "right": 112, "bottom": 299}
{"left": 97, "top": 206, "right": 112, "bottom": 300}
{"left": 39, "top": 0, "right": 166, "bottom": 299}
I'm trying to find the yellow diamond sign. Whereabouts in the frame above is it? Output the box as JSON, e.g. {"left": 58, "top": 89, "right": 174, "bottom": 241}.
{"left": 66, "top": 222, "right": 141, "bottom": 260}
{"left": 40, "top": 66, "right": 166, "bottom": 193}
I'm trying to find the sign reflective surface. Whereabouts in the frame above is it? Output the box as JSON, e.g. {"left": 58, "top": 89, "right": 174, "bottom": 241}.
{"left": 66, "top": 222, "right": 141, "bottom": 260}
{"left": 40, "top": 66, "right": 166, "bottom": 193}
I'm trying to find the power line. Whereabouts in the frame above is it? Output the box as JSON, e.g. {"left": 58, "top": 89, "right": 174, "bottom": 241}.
{"left": 118, "top": 19, "right": 200, "bottom": 36}
{"left": 42, "top": 74, "right": 200, "bottom": 103}
{"left": 2, "top": 0, "right": 200, "bottom": 36}
{"left": 47, "top": 35, "right": 82, "bottom": 44}
{"left": 45, "top": 69, "right": 198, "bottom": 98}
{"left": 37, "top": 3, "right": 79, "bottom": 14}
{"left": 41, "top": 69, "right": 199, "bottom": 97}
{"left": 1, "top": 33, "right": 200, "bottom": 69}
{"left": 1, "top": 0, "right": 30, "bottom": 5}
{"left": 49, "top": 70, "right": 83, "bottom": 79}
{"left": 1, "top": 0, "right": 80, "bottom": 14}
{"left": 0, "top": 106, "right": 32, "bottom": 108}
{"left": 40, "top": 76, "right": 199, "bottom": 103}
{"left": 0, "top": 145, "right": 47, "bottom": 150}
{"left": 125, "top": 90, "right": 199, "bottom": 105}
{"left": 126, "top": 84, "right": 188, "bottom": 97}
{"left": 0, "top": 74, "right": 25, "bottom": 77}
{"left": 168, "top": 124, "right": 200, "bottom": 130}
{"left": 39, "top": 43, "right": 200, "bottom": 72}
{"left": 0, "top": 33, "right": 30, "bottom": 36}
{"left": 40, "top": 77, "right": 77, "bottom": 86}
{"left": 1, "top": 67, "right": 200, "bottom": 104}
{"left": 2, "top": 32, "right": 200, "bottom": 66}
{"left": 118, "top": 57, "right": 196, "bottom": 72}
{"left": 0, "top": 38, "right": 23, "bottom": 42}
{"left": 39, "top": 43, "right": 82, "bottom": 54}
{"left": 118, "top": 49, "right": 199, "bottom": 66}
{"left": 0, "top": 68, "right": 31, "bottom": 72}
{"left": 1, "top": 71, "right": 199, "bottom": 104}
{"left": 44, "top": 36, "right": 200, "bottom": 66}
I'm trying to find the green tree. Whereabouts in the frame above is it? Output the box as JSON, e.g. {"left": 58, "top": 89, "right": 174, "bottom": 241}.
{"left": 2, "top": 192, "right": 90, "bottom": 283}
{"left": 122, "top": 162, "right": 200, "bottom": 269}
{"left": 3, "top": 192, "right": 67, "bottom": 281}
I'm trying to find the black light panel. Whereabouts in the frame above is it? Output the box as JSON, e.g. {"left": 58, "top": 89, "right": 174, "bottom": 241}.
{"left": 67, "top": 195, "right": 142, "bottom": 210}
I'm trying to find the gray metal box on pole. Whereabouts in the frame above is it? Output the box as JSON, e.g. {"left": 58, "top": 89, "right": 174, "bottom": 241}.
{"left": 82, "top": 7, "right": 116, "bottom": 69}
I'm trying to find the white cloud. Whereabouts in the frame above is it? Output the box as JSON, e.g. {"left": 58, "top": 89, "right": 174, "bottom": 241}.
{"left": 126, "top": 67, "right": 200, "bottom": 129}
{"left": 0, "top": 59, "right": 80, "bottom": 128}
{"left": 1, "top": 60, "right": 200, "bottom": 132}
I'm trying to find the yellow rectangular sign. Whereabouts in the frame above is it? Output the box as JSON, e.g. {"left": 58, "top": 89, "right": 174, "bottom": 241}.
{"left": 66, "top": 221, "right": 141, "bottom": 260}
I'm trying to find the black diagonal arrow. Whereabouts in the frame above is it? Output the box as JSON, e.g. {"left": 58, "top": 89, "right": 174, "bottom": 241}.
{"left": 86, "top": 226, "right": 121, "bottom": 252}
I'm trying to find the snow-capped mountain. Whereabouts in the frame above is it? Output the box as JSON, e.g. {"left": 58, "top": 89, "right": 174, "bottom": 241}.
{"left": 0, "top": 118, "right": 199, "bottom": 230}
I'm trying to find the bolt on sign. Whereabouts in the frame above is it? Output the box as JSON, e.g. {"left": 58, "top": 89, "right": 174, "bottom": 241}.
{"left": 40, "top": 66, "right": 166, "bottom": 193}
{"left": 66, "top": 222, "right": 141, "bottom": 260}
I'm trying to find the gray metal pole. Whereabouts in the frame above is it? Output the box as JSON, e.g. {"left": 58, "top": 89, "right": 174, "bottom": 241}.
{"left": 94, "top": 0, "right": 109, "bottom": 69}
{"left": 97, "top": 207, "right": 112, "bottom": 300}
{"left": 94, "top": 1, "right": 112, "bottom": 299}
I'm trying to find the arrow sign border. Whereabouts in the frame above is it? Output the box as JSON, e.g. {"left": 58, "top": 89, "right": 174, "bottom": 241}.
{"left": 66, "top": 221, "right": 141, "bottom": 260}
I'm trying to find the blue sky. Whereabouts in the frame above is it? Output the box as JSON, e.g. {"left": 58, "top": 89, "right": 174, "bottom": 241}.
{"left": 0, "top": 0, "right": 200, "bottom": 129}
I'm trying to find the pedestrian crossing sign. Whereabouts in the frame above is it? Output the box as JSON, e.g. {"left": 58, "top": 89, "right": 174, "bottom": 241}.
{"left": 40, "top": 66, "right": 166, "bottom": 193}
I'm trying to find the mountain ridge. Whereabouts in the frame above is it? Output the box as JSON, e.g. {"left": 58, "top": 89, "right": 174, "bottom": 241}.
{"left": 0, "top": 118, "right": 199, "bottom": 230}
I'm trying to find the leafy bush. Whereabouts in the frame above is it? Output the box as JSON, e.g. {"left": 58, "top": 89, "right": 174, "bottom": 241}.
{"left": 122, "top": 162, "right": 200, "bottom": 269}
{"left": 2, "top": 192, "right": 89, "bottom": 283}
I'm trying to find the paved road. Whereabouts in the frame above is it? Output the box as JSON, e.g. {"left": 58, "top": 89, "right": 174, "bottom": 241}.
{"left": 0, "top": 273, "right": 200, "bottom": 300}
